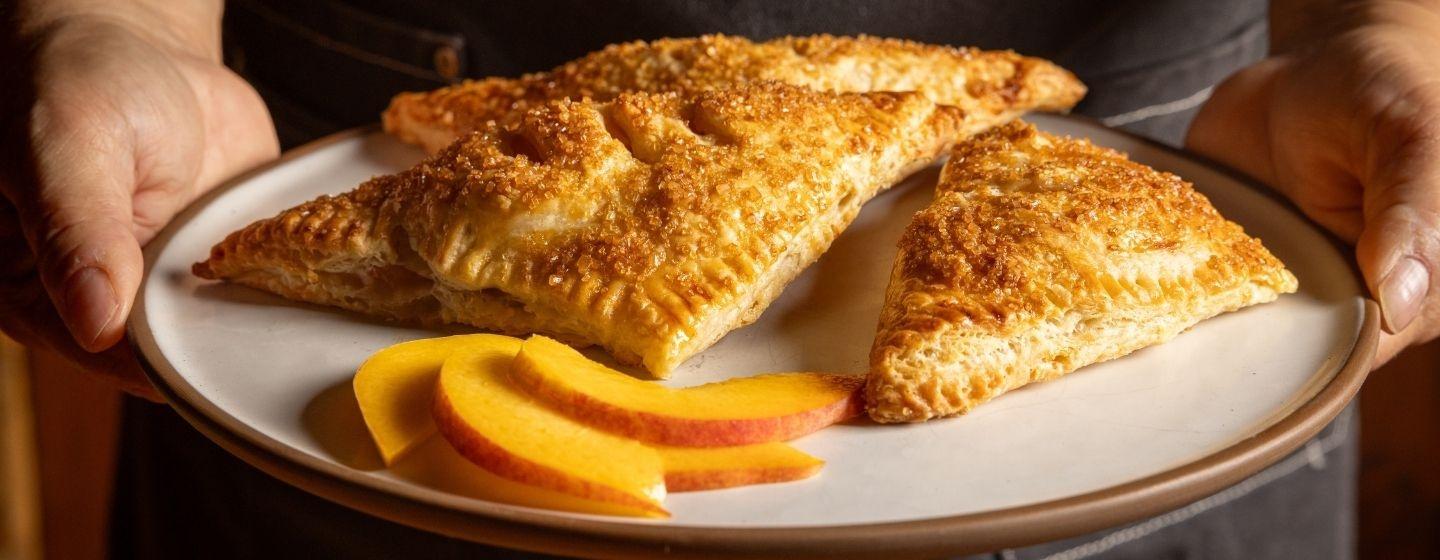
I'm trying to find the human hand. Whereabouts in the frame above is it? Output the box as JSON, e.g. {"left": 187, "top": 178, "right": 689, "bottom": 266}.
{"left": 1187, "top": 1, "right": 1440, "bottom": 366}
{"left": 0, "top": 9, "right": 278, "bottom": 399}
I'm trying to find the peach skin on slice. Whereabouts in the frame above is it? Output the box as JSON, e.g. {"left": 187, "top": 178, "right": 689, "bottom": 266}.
{"left": 511, "top": 336, "right": 864, "bottom": 447}
{"left": 393, "top": 435, "right": 668, "bottom": 518}
{"left": 354, "top": 334, "right": 521, "bottom": 465}
{"left": 434, "top": 343, "right": 669, "bottom": 517}
{"left": 407, "top": 434, "right": 823, "bottom": 498}
{"left": 659, "top": 443, "right": 824, "bottom": 492}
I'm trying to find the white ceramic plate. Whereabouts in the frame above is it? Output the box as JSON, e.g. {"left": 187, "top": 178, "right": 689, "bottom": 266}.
{"left": 131, "top": 114, "right": 1376, "bottom": 558}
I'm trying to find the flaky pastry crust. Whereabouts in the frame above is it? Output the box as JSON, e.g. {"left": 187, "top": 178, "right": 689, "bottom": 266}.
{"left": 866, "top": 122, "right": 1299, "bottom": 423}
{"left": 196, "top": 84, "right": 967, "bottom": 376}
{"left": 383, "top": 34, "right": 1086, "bottom": 153}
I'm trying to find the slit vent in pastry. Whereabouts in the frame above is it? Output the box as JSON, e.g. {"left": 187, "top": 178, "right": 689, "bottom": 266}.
{"left": 197, "top": 83, "right": 972, "bottom": 377}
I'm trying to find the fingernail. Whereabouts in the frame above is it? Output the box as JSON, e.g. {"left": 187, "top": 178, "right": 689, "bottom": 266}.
{"left": 62, "top": 267, "right": 119, "bottom": 351}
{"left": 1378, "top": 257, "right": 1429, "bottom": 334}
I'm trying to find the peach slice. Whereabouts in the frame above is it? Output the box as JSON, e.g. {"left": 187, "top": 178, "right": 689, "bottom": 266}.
{"left": 511, "top": 336, "right": 864, "bottom": 446}
{"left": 395, "top": 436, "right": 817, "bottom": 512}
{"left": 354, "top": 334, "right": 518, "bottom": 465}
{"left": 434, "top": 343, "right": 669, "bottom": 517}
{"left": 393, "top": 435, "right": 667, "bottom": 518}
{"left": 660, "top": 443, "right": 824, "bottom": 492}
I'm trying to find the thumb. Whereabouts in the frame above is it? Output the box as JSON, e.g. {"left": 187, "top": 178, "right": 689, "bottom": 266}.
{"left": 1354, "top": 110, "right": 1440, "bottom": 346}
{"left": 1355, "top": 180, "right": 1440, "bottom": 338}
{"left": 17, "top": 103, "right": 145, "bottom": 353}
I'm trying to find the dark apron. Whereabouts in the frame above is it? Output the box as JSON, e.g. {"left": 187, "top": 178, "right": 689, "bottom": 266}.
{"left": 112, "top": 2, "right": 1358, "bottom": 558}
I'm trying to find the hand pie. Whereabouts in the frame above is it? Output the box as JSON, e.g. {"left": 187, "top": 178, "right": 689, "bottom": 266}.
{"left": 384, "top": 34, "right": 1086, "bottom": 153}
{"left": 866, "top": 122, "right": 1299, "bottom": 423}
{"left": 195, "top": 84, "right": 966, "bottom": 376}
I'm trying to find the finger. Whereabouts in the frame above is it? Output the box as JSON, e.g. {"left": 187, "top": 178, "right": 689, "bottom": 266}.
{"left": 1188, "top": 57, "right": 1365, "bottom": 241}
{"left": 8, "top": 320, "right": 164, "bottom": 403}
{"left": 1355, "top": 90, "right": 1440, "bottom": 338}
{"left": 1187, "top": 59, "right": 1285, "bottom": 189}
{"left": 0, "top": 274, "right": 161, "bottom": 402}
{"left": 0, "top": 275, "right": 161, "bottom": 403}
{"left": 91, "top": 343, "right": 165, "bottom": 403}
{"left": 16, "top": 98, "right": 144, "bottom": 353}
{"left": 1354, "top": 172, "right": 1440, "bottom": 338}
{"left": 1356, "top": 204, "right": 1437, "bottom": 335}
{"left": 0, "top": 204, "right": 161, "bottom": 402}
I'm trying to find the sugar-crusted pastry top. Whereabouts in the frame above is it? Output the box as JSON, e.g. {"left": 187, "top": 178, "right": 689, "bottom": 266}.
{"left": 383, "top": 34, "right": 1085, "bottom": 152}
{"left": 866, "top": 122, "right": 1298, "bottom": 422}
{"left": 197, "top": 83, "right": 966, "bottom": 375}
{"left": 897, "top": 123, "right": 1296, "bottom": 332}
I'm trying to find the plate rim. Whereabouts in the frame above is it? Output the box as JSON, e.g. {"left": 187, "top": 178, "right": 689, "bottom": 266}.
{"left": 129, "top": 119, "right": 1380, "bottom": 559}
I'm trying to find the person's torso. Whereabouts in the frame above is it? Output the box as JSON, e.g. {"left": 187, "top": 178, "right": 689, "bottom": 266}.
{"left": 115, "top": 5, "right": 1363, "bottom": 560}
{"left": 224, "top": 0, "right": 1268, "bottom": 146}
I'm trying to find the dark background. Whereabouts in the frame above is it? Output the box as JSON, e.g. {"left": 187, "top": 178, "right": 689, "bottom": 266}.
{"left": 1359, "top": 341, "right": 1440, "bottom": 558}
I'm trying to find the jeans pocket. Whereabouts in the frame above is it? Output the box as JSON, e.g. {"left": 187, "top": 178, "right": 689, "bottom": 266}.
{"left": 224, "top": 0, "right": 468, "bottom": 142}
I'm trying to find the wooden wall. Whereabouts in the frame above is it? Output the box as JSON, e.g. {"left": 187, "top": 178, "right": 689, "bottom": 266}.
{"left": 1359, "top": 339, "right": 1440, "bottom": 558}
{"left": 0, "top": 337, "right": 39, "bottom": 560}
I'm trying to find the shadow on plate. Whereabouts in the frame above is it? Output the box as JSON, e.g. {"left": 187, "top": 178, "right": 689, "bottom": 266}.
{"left": 357, "top": 130, "right": 427, "bottom": 171}
{"left": 770, "top": 165, "right": 941, "bottom": 374}
{"left": 300, "top": 377, "right": 664, "bottom": 516}
{"left": 301, "top": 379, "right": 385, "bottom": 471}
{"left": 189, "top": 280, "right": 475, "bottom": 333}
